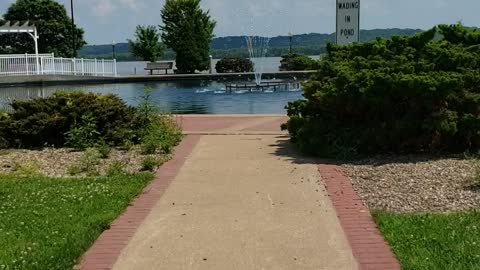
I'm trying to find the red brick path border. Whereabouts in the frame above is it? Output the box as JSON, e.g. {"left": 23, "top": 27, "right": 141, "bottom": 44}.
{"left": 78, "top": 135, "right": 201, "bottom": 270}
{"left": 319, "top": 164, "right": 401, "bottom": 270}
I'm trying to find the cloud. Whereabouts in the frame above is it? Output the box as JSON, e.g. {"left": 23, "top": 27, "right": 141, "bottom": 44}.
{"left": 89, "top": 0, "right": 144, "bottom": 18}
{"left": 119, "top": 0, "right": 139, "bottom": 10}
{"left": 92, "top": 0, "right": 115, "bottom": 17}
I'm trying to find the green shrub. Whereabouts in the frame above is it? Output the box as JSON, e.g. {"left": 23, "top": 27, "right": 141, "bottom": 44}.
{"left": 65, "top": 113, "right": 100, "bottom": 150}
{"left": 106, "top": 161, "right": 127, "bottom": 176}
{"left": 77, "top": 148, "right": 101, "bottom": 176}
{"left": 67, "top": 164, "right": 82, "bottom": 176}
{"left": 215, "top": 57, "right": 254, "bottom": 73}
{"left": 279, "top": 53, "right": 318, "bottom": 71}
{"left": 96, "top": 142, "right": 112, "bottom": 159}
{"left": 0, "top": 112, "right": 11, "bottom": 149}
{"left": 1, "top": 89, "right": 182, "bottom": 155}
{"left": 137, "top": 87, "right": 159, "bottom": 126}
{"left": 5, "top": 92, "right": 141, "bottom": 148}
{"left": 285, "top": 24, "right": 480, "bottom": 158}
{"left": 121, "top": 140, "right": 135, "bottom": 151}
{"left": 141, "top": 116, "right": 182, "bottom": 155}
{"left": 11, "top": 161, "right": 41, "bottom": 177}
{"left": 135, "top": 88, "right": 182, "bottom": 154}
{"left": 141, "top": 156, "right": 160, "bottom": 172}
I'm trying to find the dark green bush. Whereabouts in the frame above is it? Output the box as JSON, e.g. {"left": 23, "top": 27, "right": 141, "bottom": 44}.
{"left": 4, "top": 92, "right": 142, "bottom": 148}
{"left": 0, "top": 112, "right": 11, "bottom": 148}
{"left": 215, "top": 57, "right": 254, "bottom": 73}
{"left": 285, "top": 24, "right": 480, "bottom": 158}
{"left": 279, "top": 53, "right": 318, "bottom": 71}
{"left": 1, "top": 90, "right": 182, "bottom": 152}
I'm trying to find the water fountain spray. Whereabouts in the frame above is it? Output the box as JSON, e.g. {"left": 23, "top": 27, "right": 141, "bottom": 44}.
{"left": 245, "top": 36, "right": 271, "bottom": 86}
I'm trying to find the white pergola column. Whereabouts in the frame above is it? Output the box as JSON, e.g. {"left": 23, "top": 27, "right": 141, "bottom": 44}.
{"left": 0, "top": 21, "right": 40, "bottom": 74}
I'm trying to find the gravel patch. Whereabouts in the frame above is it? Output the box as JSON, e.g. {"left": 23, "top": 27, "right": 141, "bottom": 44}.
{"left": 342, "top": 155, "right": 480, "bottom": 213}
{"left": 0, "top": 148, "right": 169, "bottom": 178}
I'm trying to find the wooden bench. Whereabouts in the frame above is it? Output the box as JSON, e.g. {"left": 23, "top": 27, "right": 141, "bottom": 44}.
{"left": 144, "top": 62, "right": 174, "bottom": 75}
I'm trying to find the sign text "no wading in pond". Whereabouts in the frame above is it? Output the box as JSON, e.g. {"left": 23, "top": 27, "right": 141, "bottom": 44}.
{"left": 336, "top": 0, "right": 360, "bottom": 45}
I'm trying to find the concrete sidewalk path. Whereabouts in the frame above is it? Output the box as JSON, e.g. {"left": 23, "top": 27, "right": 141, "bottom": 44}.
{"left": 112, "top": 134, "right": 357, "bottom": 270}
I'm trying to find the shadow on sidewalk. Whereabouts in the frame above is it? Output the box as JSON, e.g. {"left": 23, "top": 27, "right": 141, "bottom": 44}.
{"left": 270, "top": 135, "right": 329, "bottom": 165}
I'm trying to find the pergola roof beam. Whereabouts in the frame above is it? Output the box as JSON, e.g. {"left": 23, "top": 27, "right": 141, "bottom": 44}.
{"left": 0, "top": 21, "right": 36, "bottom": 33}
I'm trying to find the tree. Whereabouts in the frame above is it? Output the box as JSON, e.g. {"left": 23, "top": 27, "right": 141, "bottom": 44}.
{"left": 128, "top": 25, "right": 164, "bottom": 62}
{"left": 160, "top": 0, "right": 216, "bottom": 74}
{"left": 0, "top": 0, "right": 86, "bottom": 57}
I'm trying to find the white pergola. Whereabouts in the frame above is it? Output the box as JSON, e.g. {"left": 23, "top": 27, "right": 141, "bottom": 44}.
{"left": 0, "top": 21, "right": 40, "bottom": 74}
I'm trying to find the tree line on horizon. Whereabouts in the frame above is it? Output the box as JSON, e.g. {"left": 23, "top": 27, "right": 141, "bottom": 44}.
{"left": 79, "top": 29, "right": 424, "bottom": 61}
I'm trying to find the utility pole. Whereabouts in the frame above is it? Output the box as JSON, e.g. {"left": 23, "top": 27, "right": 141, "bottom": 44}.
{"left": 70, "top": 0, "right": 76, "bottom": 57}
{"left": 288, "top": 32, "right": 293, "bottom": 54}
{"left": 112, "top": 40, "right": 116, "bottom": 59}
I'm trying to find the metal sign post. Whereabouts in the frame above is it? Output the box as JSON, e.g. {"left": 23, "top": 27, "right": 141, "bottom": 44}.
{"left": 336, "top": 0, "right": 360, "bottom": 45}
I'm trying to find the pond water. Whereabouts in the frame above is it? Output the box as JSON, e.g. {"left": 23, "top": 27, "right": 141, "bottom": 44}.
{"left": 0, "top": 81, "right": 303, "bottom": 114}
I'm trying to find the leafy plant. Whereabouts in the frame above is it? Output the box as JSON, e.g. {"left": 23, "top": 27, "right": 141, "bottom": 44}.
{"left": 67, "top": 164, "right": 82, "bottom": 176}
{"left": 121, "top": 140, "right": 135, "bottom": 151}
{"left": 141, "top": 116, "right": 182, "bottom": 154}
{"left": 11, "top": 161, "right": 41, "bottom": 177}
{"left": 77, "top": 148, "right": 101, "bottom": 176}
{"left": 137, "top": 87, "right": 158, "bottom": 126}
{"left": 106, "top": 161, "right": 127, "bottom": 176}
{"left": 128, "top": 25, "right": 164, "bottom": 62}
{"left": 65, "top": 113, "right": 100, "bottom": 150}
{"left": 96, "top": 142, "right": 112, "bottom": 159}
{"left": 285, "top": 24, "right": 480, "bottom": 158}
{"left": 215, "top": 57, "right": 254, "bottom": 73}
{"left": 141, "top": 156, "right": 161, "bottom": 172}
{"left": 137, "top": 88, "right": 182, "bottom": 154}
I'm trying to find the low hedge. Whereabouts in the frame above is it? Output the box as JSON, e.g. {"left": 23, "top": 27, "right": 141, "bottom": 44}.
{"left": 284, "top": 24, "right": 480, "bottom": 158}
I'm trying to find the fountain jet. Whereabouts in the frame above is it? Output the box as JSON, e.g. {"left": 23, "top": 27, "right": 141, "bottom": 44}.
{"left": 245, "top": 36, "right": 271, "bottom": 86}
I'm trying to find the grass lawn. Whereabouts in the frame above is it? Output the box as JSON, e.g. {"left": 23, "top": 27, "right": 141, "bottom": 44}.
{"left": 373, "top": 211, "right": 480, "bottom": 270}
{"left": 0, "top": 173, "right": 153, "bottom": 269}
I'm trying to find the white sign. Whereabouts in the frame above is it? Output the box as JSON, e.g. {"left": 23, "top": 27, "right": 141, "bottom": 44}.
{"left": 336, "top": 0, "right": 360, "bottom": 45}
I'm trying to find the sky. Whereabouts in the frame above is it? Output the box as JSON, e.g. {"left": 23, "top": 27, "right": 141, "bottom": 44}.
{"left": 0, "top": 0, "right": 479, "bottom": 45}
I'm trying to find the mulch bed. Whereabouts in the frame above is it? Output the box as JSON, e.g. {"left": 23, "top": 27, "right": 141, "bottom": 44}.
{"left": 342, "top": 155, "right": 480, "bottom": 213}
{"left": 0, "top": 148, "right": 168, "bottom": 178}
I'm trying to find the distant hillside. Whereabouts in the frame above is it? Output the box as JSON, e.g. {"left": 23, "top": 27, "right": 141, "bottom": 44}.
{"left": 211, "top": 28, "right": 423, "bottom": 49}
{"left": 79, "top": 28, "right": 423, "bottom": 61}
